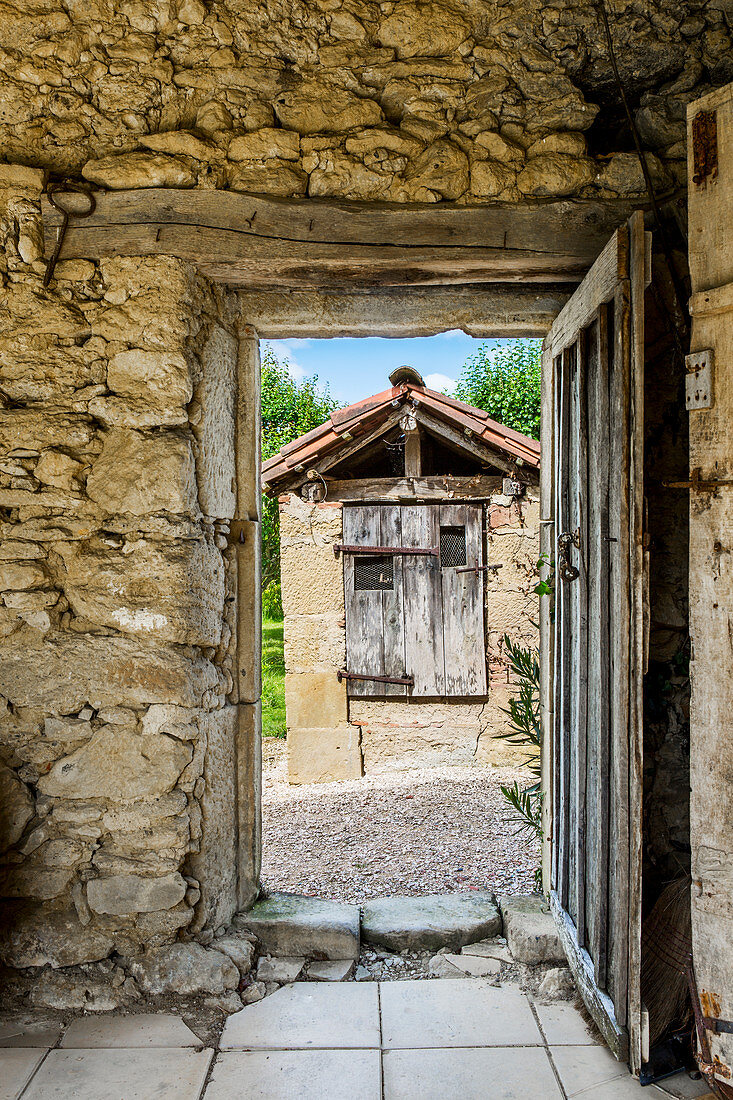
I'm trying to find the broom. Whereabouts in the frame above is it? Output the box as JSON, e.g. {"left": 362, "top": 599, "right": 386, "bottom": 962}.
{"left": 641, "top": 876, "right": 693, "bottom": 1047}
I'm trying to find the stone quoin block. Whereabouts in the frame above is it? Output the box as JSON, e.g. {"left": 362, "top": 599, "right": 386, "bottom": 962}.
{"left": 287, "top": 725, "right": 363, "bottom": 784}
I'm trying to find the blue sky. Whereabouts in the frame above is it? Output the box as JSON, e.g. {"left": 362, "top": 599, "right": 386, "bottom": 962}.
{"left": 261, "top": 331, "right": 502, "bottom": 406}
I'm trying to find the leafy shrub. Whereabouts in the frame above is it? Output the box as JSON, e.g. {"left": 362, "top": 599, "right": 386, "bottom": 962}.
{"left": 262, "top": 580, "right": 283, "bottom": 621}
{"left": 496, "top": 634, "right": 542, "bottom": 886}
{"left": 454, "top": 339, "right": 541, "bottom": 439}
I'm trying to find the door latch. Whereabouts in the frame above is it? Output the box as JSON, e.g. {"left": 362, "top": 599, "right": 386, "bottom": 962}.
{"left": 557, "top": 529, "right": 581, "bottom": 582}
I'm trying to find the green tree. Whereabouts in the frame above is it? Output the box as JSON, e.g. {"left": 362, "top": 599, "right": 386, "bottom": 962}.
{"left": 454, "top": 339, "right": 542, "bottom": 440}
{"left": 260, "top": 345, "right": 340, "bottom": 617}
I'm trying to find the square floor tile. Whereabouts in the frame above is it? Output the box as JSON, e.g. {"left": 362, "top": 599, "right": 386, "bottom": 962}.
{"left": 380, "top": 981, "right": 542, "bottom": 1049}
{"left": 206, "top": 1049, "right": 381, "bottom": 1099}
{"left": 383, "top": 1047, "right": 563, "bottom": 1099}
{"left": 61, "top": 1014, "right": 202, "bottom": 1048}
{"left": 651, "top": 1073, "right": 714, "bottom": 1098}
{"left": 0, "top": 1018, "right": 61, "bottom": 1049}
{"left": 0, "top": 1049, "right": 46, "bottom": 1100}
{"left": 22, "top": 1048, "right": 213, "bottom": 1100}
{"left": 534, "top": 1002, "right": 602, "bottom": 1045}
{"left": 219, "top": 983, "right": 380, "bottom": 1050}
{"left": 551, "top": 1044, "right": 646, "bottom": 1097}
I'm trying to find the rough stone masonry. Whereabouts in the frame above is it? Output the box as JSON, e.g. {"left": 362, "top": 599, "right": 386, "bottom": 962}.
{"left": 0, "top": 162, "right": 258, "bottom": 966}
{"left": 0, "top": 0, "right": 729, "bottom": 201}
{"left": 0, "top": 0, "right": 729, "bottom": 972}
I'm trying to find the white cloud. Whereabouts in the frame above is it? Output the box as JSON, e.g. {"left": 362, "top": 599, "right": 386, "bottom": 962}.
{"left": 262, "top": 340, "right": 307, "bottom": 380}
{"left": 424, "top": 372, "right": 456, "bottom": 393}
{"left": 437, "top": 328, "right": 468, "bottom": 339}
{"left": 286, "top": 358, "right": 307, "bottom": 380}
{"left": 277, "top": 338, "right": 313, "bottom": 349}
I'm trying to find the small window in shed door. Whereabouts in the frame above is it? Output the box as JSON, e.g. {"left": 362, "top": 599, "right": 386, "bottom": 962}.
{"left": 343, "top": 503, "right": 487, "bottom": 699}
{"left": 354, "top": 554, "right": 394, "bottom": 591}
{"left": 440, "top": 525, "right": 467, "bottom": 567}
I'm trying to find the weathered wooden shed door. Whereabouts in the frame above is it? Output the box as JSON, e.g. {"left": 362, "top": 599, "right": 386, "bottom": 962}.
{"left": 343, "top": 503, "right": 486, "bottom": 698}
{"left": 541, "top": 212, "right": 649, "bottom": 1069}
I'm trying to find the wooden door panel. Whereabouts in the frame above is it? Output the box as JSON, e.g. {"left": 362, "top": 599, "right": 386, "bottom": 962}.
{"left": 585, "top": 307, "right": 611, "bottom": 989}
{"left": 344, "top": 502, "right": 488, "bottom": 699}
{"left": 380, "top": 505, "right": 408, "bottom": 698}
{"left": 544, "top": 213, "right": 648, "bottom": 1067}
{"left": 343, "top": 505, "right": 385, "bottom": 697}
{"left": 440, "top": 503, "right": 487, "bottom": 697}
{"left": 607, "top": 274, "right": 632, "bottom": 1030}
{"left": 402, "top": 504, "right": 445, "bottom": 696}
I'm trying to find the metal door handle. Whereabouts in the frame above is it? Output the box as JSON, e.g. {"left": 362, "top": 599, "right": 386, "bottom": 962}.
{"left": 557, "top": 530, "right": 580, "bottom": 582}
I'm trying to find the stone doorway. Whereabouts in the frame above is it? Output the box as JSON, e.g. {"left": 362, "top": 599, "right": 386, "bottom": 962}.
{"left": 0, "top": 185, "right": 684, "bottom": 1043}
{"left": 256, "top": 329, "right": 543, "bottom": 909}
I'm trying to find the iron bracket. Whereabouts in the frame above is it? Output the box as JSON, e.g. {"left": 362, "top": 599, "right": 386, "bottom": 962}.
{"left": 557, "top": 529, "right": 581, "bottom": 582}
{"left": 337, "top": 670, "right": 414, "bottom": 687}
{"left": 663, "top": 467, "right": 733, "bottom": 492}
{"left": 226, "top": 520, "right": 248, "bottom": 545}
{"left": 333, "top": 543, "right": 439, "bottom": 558}
{"left": 704, "top": 1018, "right": 733, "bottom": 1036}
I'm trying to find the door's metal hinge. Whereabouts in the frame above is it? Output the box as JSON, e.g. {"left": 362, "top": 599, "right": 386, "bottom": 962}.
{"left": 337, "top": 670, "right": 414, "bottom": 687}
{"left": 455, "top": 561, "right": 503, "bottom": 576}
{"left": 333, "top": 543, "right": 439, "bottom": 558}
{"left": 703, "top": 1017, "right": 733, "bottom": 1036}
{"left": 692, "top": 108, "right": 718, "bottom": 188}
{"left": 685, "top": 350, "right": 713, "bottom": 410}
{"left": 663, "top": 467, "right": 733, "bottom": 492}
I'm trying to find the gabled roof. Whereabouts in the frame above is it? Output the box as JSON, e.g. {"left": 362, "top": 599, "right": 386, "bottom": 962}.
{"left": 262, "top": 380, "right": 540, "bottom": 490}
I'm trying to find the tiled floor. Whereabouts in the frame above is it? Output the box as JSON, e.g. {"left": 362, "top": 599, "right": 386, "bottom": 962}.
{"left": 0, "top": 983, "right": 711, "bottom": 1099}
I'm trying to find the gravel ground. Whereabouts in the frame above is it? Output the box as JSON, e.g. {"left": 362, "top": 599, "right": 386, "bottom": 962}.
{"left": 261, "top": 738, "right": 539, "bottom": 904}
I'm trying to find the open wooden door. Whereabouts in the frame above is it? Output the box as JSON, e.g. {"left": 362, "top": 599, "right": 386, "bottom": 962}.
{"left": 541, "top": 212, "right": 649, "bottom": 1070}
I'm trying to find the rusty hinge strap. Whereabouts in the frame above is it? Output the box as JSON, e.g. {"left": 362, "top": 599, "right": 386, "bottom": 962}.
{"left": 692, "top": 108, "right": 718, "bottom": 187}
{"left": 333, "top": 543, "right": 438, "bottom": 557}
{"left": 704, "top": 1018, "right": 733, "bottom": 1036}
{"left": 337, "top": 670, "right": 414, "bottom": 686}
{"left": 663, "top": 467, "right": 733, "bottom": 492}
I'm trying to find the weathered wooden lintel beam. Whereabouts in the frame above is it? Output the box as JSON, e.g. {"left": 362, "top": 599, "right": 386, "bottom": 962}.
{"left": 41, "top": 188, "right": 655, "bottom": 291}
{"left": 236, "top": 285, "right": 569, "bottom": 338}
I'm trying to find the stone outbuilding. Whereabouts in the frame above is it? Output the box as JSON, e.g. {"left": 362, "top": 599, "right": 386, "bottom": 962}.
{"left": 262, "top": 367, "right": 540, "bottom": 782}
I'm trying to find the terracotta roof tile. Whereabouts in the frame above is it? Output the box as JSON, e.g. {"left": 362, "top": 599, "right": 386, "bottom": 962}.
{"left": 262, "top": 380, "right": 539, "bottom": 488}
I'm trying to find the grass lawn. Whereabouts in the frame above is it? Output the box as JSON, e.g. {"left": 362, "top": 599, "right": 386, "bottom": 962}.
{"left": 262, "top": 618, "right": 286, "bottom": 738}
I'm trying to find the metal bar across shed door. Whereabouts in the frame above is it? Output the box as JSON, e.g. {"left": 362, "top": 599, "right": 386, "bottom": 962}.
{"left": 334, "top": 543, "right": 438, "bottom": 556}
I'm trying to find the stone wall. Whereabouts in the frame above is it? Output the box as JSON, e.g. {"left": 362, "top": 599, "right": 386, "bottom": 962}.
{"left": 0, "top": 166, "right": 250, "bottom": 967}
{"left": 0, "top": 0, "right": 728, "bottom": 206}
{"left": 279, "top": 495, "right": 357, "bottom": 784}
{"left": 280, "top": 487, "right": 539, "bottom": 781}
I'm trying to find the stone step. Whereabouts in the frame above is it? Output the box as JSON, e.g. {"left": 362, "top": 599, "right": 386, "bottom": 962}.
{"left": 361, "top": 892, "right": 501, "bottom": 953}
{"left": 497, "top": 895, "right": 566, "bottom": 964}
{"left": 235, "top": 893, "right": 360, "bottom": 961}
